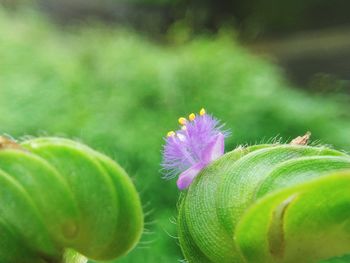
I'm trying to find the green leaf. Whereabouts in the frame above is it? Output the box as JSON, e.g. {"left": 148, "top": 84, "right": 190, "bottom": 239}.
{"left": 178, "top": 143, "right": 350, "bottom": 262}
{"left": 236, "top": 171, "right": 350, "bottom": 263}
{"left": 0, "top": 137, "right": 143, "bottom": 262}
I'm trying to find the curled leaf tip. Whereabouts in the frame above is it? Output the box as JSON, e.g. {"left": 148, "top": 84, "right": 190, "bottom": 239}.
{"left": 161, "top": 109, "right": 230, "bottom": 190}
{"left": 0, "top": 136, "right": 23, "bottom": 151}
{"left": 290, "top": 131, "right": 311, "bottom": 146}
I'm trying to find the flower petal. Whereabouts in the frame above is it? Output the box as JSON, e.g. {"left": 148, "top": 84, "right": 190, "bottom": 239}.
{"left": 201, "top": 132, "right": 225, "bottom": 164}
{"left": 177, "top": 163, "right": 205, "bottom": 190}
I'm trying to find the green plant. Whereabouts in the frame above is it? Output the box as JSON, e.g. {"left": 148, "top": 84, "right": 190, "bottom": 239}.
{"left": 162, "top": 111, "right": 350, "bottom": 262}
{"left": 1, "top": 9, "right": 350, "bottom": 262}
{"left": 177, "top": 136, "right": 350, "bottom": 262}
{"left": 0, "top": 136, "right": 143, "bottom": 263}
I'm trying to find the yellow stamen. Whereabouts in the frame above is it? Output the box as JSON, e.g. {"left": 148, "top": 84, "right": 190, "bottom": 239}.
{"left": 167, "top": 131, "right": 175, "bottom": 137}
{"left": 189, "top": 113, "right": 196, "bottom": 121}
{"left": 199, "top": 108, "right": 206, "bottom": 116}
{"left": 178, "top": 117, "right": 187, "bottom": 125}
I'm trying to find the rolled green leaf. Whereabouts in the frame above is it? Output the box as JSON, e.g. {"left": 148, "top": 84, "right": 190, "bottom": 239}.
{"left": 0, "top": 137, "right": 143, "bottom": 263}
{"left": 237, "top": 171, "right": 350, "bottom": 263}
{"left": 178, "top": 143, "right": 350, "bottom": 263}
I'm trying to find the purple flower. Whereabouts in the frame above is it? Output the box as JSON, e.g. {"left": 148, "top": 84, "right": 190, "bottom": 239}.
{"left": 161, "top": 109, "right": 230, "bottom": 190}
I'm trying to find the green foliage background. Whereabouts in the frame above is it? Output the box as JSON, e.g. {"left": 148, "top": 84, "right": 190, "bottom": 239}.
{"left": 0, "top": 9, "right": 349, "bottom": 262}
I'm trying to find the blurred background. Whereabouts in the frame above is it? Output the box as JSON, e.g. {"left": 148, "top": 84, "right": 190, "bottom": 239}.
{"left": 0, "top": 0, "right": 349, "bottom": 262}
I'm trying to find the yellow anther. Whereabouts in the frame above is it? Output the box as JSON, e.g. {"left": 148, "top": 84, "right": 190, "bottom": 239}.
{"left": 189, "top": 113, "right": 196, "bottom": 121}
{"left": 199, "top": 108, "right": 206, "bottom": 116}
{"left": 178, "top": 117, "right": 187, "bottom": 125}
{"left": 181, "top": 126, "right": 187, "bottom": 131}
{"left": 167, "top": 131, "right": 175, "bottom": 137}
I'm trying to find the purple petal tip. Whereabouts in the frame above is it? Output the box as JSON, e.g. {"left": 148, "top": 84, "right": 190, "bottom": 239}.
{"left": 201, "top": 132, "right": 225, "bottom": 164}
{"left": 176, "top": 163, "right": 204, "bottom": 190}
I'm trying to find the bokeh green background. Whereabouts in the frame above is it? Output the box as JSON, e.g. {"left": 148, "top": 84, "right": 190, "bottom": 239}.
{"left": 0, "top": 6, "right": 349, "bottom": 262}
